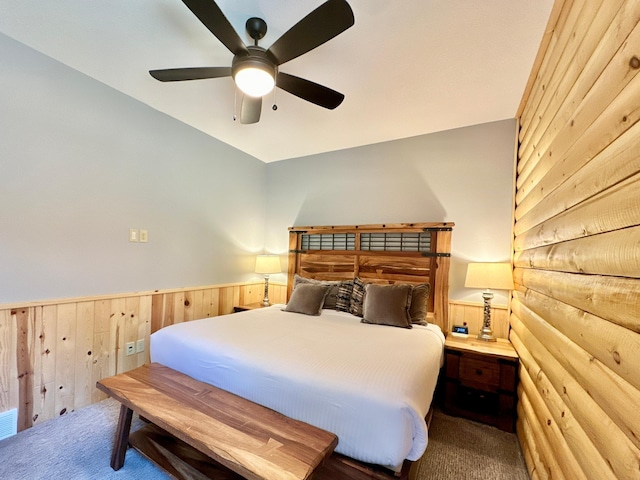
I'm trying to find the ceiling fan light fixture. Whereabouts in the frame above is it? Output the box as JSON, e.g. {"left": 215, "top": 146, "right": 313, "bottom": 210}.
{"left": 235, "top": 66, "right": 275, "bottom": 97}
{"left": 232, "top": 49, "right": 276, "bottom": 97}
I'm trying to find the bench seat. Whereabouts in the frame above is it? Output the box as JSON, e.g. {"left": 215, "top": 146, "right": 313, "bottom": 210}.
{"left": 96, "top": 363, "right": 338, "bottom": 480}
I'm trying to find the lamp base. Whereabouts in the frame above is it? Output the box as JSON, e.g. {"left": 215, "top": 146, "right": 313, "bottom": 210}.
{"left": 262, "top": 275, "right": 270, "bottom": 306}
{"left": 477, "top": 290, "right": 497, "bottom": 342}
{"left": 477, "top": 330, "right": 497, "bottom": 342}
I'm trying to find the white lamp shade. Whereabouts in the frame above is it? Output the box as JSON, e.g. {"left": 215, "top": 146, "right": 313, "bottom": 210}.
{"left": 465, "top": 263, "right": 514, "bottom": 290}
{"left": 255, "top": 255, "right": 281, "bottom": 274}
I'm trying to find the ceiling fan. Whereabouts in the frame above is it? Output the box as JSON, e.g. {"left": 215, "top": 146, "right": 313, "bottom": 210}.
{"left": 149, "top": 0, "right": 355, "bottom": 124}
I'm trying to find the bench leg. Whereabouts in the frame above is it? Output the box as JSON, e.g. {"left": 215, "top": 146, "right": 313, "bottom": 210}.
{"left": 111, "top": 404, "right": 134, "bottom": 470}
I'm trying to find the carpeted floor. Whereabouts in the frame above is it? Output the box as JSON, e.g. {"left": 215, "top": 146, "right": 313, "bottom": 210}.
{"left": 0, "top": 398, "right": 528, "bottom": 479}
{"left": 421, "top": 410, "right": 529, "bottom": 479}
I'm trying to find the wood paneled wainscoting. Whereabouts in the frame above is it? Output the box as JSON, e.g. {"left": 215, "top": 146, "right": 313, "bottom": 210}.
{"left": 2, "top": 284, "right": 492, "bottom": 439}
{"left": 514, "top": 0, "right": 640, "bottom": 478}
{"left": 0, "top": 282, "right": 286, "bottom": 434}
{"left": 448, "top": 300, "right": 509, "bottom": 339}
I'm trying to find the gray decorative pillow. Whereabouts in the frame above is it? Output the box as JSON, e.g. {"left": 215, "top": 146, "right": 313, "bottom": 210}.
{"left": 361, "top": 284, "right": 413, "bottom": 329}
{"left": 335, "top": 280, "right": 354, "bottom": 312}
{"left": 283, "top": 284, "right": 331, "bottom": 316}
{"left": 349, "top": 277, "right": 367, "bottom": 317}
{"left": 410, "top": 283, "right": 431, "bottom": 325}
{"left": 293, "top": 274, "right": 341, "bottom": 309}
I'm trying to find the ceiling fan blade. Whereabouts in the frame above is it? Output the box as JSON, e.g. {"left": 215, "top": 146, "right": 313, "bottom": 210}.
{"left": 240, "top": 95, "right": 262, "bottom": 124}
{"left": 277, "top": 72, "right": 344, "bottom": 109}
{"left": 149, "top": 67, "right": 232, "bottom": 82}
{"left": 181, "top": 0, "right": 248, "bottom": 56}
{"left": 266, "top": 0, "right": 354, "bottom": 66}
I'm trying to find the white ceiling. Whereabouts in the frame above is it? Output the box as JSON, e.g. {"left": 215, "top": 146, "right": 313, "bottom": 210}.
{"left": 0, "top": 0, "right": 554, "bottom": 163}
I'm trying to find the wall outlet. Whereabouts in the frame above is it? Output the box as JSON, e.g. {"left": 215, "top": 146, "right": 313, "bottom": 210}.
{"left": 136, "top": 338, "right": 145, "bottom": 353}
{"left": 126, "top": 342, "right": 135, "bottom": 356}
{"left": 139, "top": 229, "right": 148, "bottom": 243}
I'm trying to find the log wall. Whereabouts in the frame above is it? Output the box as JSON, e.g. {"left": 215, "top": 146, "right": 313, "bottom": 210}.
{"left": 514, "top": 0, "right": 640, "bottom": 478}
{"left": 0, "top": 282, "right": 287, "bottom": 433}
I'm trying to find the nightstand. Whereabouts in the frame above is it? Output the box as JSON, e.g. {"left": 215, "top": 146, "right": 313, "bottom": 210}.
{"left": 233, "top": 302, "right": 269, "bottom": 313}
{"left": 443, "top": 335, "right": 519, "bottom": 432}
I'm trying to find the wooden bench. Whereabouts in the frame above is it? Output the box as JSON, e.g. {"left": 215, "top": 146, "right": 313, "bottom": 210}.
{"left": 96, "top": 363, "right": 338, "bottom": 480}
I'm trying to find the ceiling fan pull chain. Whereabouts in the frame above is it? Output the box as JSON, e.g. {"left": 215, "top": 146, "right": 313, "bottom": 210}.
{"left": 272, "top": 88, "right": 278, "bottom": 111}
{"left": 233, "top": 88, "right": 238, "bottom": 121}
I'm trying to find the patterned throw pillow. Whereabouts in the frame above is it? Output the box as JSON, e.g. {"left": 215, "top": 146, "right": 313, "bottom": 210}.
{"left": 335, "top": 280, "right": 354, "bottom": 312}
{"left": 349, "top": 277, "right": 367, "bottom": 317}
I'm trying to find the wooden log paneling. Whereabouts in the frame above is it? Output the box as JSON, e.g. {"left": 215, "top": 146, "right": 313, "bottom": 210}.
{"left": 513, "top": 300, "right": 640, "bottom": 452}
{"left": 516, "top": 404, "right": 548, "bottom": 480}
{"left": 513, "top": 268, "right": 640, "bottom": 332}
{"left": 515, "top": 175, "right": 640, "bottom": 252}
{"left": 519, "top": 389, "right": 566, "bottom": 480}
{"left": 514, "top": 1, "right": 640, "bottom": 477}
{"left": 511, "top": 314, "right": 640, "bottom": 479}
{"left": 515, "top": 289, "right": 640, "bottom": 391}
{"left": 517, "top": 5, "right": 640, "bottom": 208}
{"left": 517, "top": 397, "right": 553, "bottom": 480}
{"left": 518, "top": 365, "right": 586, "bottom": 480}
{"left": 518, "top": 0, "right": 584, "bottom": 149}
{"left": 519, "top": 0, "right": 629, "bottom": 175}
{"left": 0, "top": 281, "right": 286, "bottom": 434}
{"left": 515, "top": 119, "right": 640, "bottom": 234}
{"left": 511, "top": 331, "right": 613, "bottom": 479}
{"left": 514, "top": 226, "right": 640, "bottom": 278}
{"left": 519, "top": 0, "right": 612, "bottom": 168}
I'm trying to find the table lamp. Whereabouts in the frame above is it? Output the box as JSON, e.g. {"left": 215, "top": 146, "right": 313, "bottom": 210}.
{"left": 464, "top": 262, "right": 514, "bottom": 341}
{"left": 255, "top": 255, "right": 281, "bottom": 306}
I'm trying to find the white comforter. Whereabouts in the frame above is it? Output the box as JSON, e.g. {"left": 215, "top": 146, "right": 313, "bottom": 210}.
{"left": 150, "top": 305, "right": 445, "bottom": 469}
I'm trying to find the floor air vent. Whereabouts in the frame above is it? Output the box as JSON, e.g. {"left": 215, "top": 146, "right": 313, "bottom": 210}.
{"left": 0, "top": 408, "right": 17, "bottom": 441}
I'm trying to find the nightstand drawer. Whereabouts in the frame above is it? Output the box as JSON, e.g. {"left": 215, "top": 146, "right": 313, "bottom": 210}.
{"left": 443, "top": 336, "right": 519, "bottom": 432}
{"left": 459, "top": 357, "right": 500, "bottom": 389}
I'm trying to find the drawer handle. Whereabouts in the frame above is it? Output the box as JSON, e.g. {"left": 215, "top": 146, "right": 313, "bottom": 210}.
{"left": 476, "top": 369, "right": 483, "bottom": 376}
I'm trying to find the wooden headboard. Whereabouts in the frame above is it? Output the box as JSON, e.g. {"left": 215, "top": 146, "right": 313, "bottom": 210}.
{"left": 286, "top": 222, "right": 453, "bottom": 331}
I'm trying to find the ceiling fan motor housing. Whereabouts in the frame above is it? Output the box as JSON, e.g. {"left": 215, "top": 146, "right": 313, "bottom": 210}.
{"left": 232, "top": 46, "right": 276, "bottom": 76}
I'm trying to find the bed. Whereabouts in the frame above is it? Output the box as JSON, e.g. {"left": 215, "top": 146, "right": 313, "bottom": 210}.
{"left": 151, "top": 222, "right": 453, "bottom": 479}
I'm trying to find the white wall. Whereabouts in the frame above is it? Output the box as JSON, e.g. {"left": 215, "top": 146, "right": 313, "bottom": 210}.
{"left": 0, "top": 33, "right": 516, "bottom": 306}
{"left": 0, "top": 34, "right": 267, "bottom": 304}
{"left": 264, "top": 119, "right": 516, "bottom": 304}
